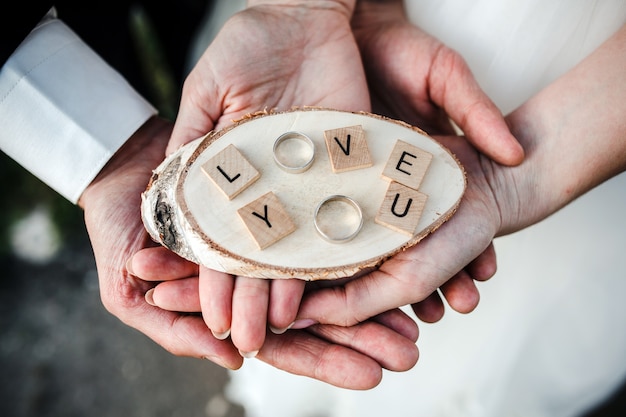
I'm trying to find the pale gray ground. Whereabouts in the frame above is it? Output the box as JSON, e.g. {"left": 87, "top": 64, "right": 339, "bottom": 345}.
{"left": 0, "top": 217, "right": 244, "bottom": 417}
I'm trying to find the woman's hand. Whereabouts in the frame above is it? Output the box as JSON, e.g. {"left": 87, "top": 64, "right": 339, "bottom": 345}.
{"left": 352, "top": 0, "right": 524, "bottom": 166}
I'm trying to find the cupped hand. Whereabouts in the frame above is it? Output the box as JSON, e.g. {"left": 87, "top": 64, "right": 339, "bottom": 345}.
{"left": 347, "top": 0, "right": 518, "bottom": 319}
{"left": 80, "top": 115, "right": 419, "bottom": 389}
{"left": 162, "top": 1, "right": 372, "bottom": 357}
{"left": 301, "top": 18, "right": 626, "bottom": 327}
{"left": 145, "top": 0, "right": 511, "bottom": 360}
{"left": 295, "top": 134, "right": 506, "bottom": 326}
{"left": 351, "top": 0, "right": 524, "bottom": 166}
{"left": 168, "top": 1, "right": 370, "bottom": 153}
{"left": 79, "top": 117, "right": 243, "bottom": 370}
{"left": 129, "top": 247, "right": 421, "bottom": 389}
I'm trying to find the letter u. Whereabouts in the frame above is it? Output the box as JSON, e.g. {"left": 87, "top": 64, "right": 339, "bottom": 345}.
{"left": 391, "top": 193, "right": 412, "bottom": 218}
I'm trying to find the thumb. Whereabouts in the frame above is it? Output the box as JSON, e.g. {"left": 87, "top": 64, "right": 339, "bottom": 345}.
{"left": 166, "top": 77, "right": 219, "bottom": 156}
{"left": 430, "top": 49, "right": 525, "bottom": 166}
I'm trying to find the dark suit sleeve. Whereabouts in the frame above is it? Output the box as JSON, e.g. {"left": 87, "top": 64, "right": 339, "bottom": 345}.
{"left": 0, "top": 3, "right": 52, "bottom": 64}
{"left": 1, "top": 1, "right": 209, "bottom": 111}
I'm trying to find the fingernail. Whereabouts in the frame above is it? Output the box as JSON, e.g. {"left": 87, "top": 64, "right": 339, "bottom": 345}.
{"left": 145, "top": 288, "right": 156, "bottom": 306}
{"left": 238, "top": 349, "right": 259, "bottom": 359}
{"left": 269, "top": 322, "right": 294, "bottom": 335}
{"left": 211, "top": 329, "right": 231, "bottom": 340}
{"left": 126, "top": 257, "right": 135, "bottom": 276}
{"left": 202, "top": 356, "right": 233, "bottom": 370}
{"left": 291, "top": 319, "right": 318, "bottom": 330}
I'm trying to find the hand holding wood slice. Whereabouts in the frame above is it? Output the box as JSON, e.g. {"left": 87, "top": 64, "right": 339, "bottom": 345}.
{"left": 141, "top": 108, "right": 466, "bottom": 280}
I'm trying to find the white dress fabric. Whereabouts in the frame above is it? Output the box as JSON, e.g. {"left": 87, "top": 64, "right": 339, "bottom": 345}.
{"left": 195, "top": 1, "right": 626, "bottom": 416}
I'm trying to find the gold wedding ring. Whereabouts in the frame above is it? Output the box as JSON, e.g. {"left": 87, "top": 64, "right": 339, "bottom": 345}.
{"left": 273, "top": 131, "right": 315, "bottom": 174}
{"left": 313, "top": 195, "right": 363, "bottom": 243}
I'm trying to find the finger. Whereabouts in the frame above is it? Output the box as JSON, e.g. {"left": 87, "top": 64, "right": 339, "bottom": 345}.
{"left": 296, "top": 247, "right": 446, "bottom": 327}
{"left": 268, "top": 279, "right": 306, "bottom": 334}
{"left": 258, "top": 319, "right": 418, "bottom": 388}
{"left": 199, "top": 266, "right": 234, "bottom": 340}
{"left": 371, "top": 308, "right": 419, "bottom": 342}
{"left": 128, "top": 247, "right": 198, "bottom": 281}
{"left": 231, "top": 276, "right": 270, "bottom": 357}
{"left": 412, "top": 243, "right": 495, "bottom": 318}
{"left": 295, "top": 269, "right": 418, "bottom": 327}
{"left": 439, "top": 270, "right": 480, "bottom": 314}
{"left": 411, "top": 291, "right": 445, "bottom": 323}
{"left": 429, "top": 48, "right": 524, "bottom": 166}
{"left": 306, "top": 320, "right": 419, "bottom": 372}
{"left": 436, "top": 242, "right": 498, "bottom": 314}
{"left": 106, "top": 287, "right": 243, "bottom": 369}
{"left": 166, "top": 68, "right": 219, "bottom": 155}
{"left": 258, "top": 329, "right": 383, "bottom": 389}
{"left": 148, "top": 277, "right": 201, "bottom": 312}
{"left": 143, "top": 311, "right": 243, "bottom": 370}
{"left": 466, "top": 241, "right": 497, "bottom": 281}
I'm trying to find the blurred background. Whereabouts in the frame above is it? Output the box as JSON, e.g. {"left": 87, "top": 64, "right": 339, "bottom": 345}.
{"left": 1, "top": 1, "right": 624, "bottom": 416}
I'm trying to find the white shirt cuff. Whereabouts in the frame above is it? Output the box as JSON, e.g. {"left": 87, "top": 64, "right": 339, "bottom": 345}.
{"left": 0, "top": 16, "right": 157, "bottom": 204}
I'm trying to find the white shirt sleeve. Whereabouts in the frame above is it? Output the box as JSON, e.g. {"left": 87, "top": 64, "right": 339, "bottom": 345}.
{"left": 0, "top": 12, "right": 157, "bottom": 204}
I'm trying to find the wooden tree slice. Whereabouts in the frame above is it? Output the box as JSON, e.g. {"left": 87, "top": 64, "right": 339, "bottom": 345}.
{"left": 141, "top": 108, "right": 466, "bottom": 280}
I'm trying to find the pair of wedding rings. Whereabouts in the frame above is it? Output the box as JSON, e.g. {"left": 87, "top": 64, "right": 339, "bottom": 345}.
{"left": 272, "top": 132, "right": 363, "bottom": 243}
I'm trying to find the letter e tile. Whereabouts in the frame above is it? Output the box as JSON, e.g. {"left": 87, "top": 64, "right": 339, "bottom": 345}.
{"left": 237, "top": 192, "right": 296, "bottom": 249}
{"left": 201, "top": 144, "right": 260, "bottom": 200}
{"left": 324, "top": 125, "right": 373, "bottom": 173}
{"left": 382, "top": 140, "right": 432, "bottom": 190}
{"left": 375, "top": 182, "right": 428, "bottom": 236}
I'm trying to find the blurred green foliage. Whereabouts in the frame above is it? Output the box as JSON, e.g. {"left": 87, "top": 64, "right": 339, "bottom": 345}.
{"left": 129, "top": 5, "right": 179, "bottom": 121}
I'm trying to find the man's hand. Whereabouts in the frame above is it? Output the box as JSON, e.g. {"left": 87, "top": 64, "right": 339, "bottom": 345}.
{"left": 79, "top": 117, "right": 244, "bottom": 370}
{"left": 80, "top": 116, "right": 419, "bottom": 389}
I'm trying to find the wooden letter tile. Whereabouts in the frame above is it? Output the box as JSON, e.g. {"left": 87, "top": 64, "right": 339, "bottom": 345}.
{"left": 382, "top": 140, "right": 432, "bottom": 190}
{"left": 237, "top": 192, "right": 296, "bottom": 249}
{"left": 324, "top": 125, "right": 373, "bottom": 173}
{"left": 375, "top": 181, "right": 428, "bottom": 236}
{"left": 201, "top": 144, "right": 260, "bottom": 200}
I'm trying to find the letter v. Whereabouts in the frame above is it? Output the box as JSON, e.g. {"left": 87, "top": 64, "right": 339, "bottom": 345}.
{"left": 334, "top": 134, "right": 351, "bottom": 155}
